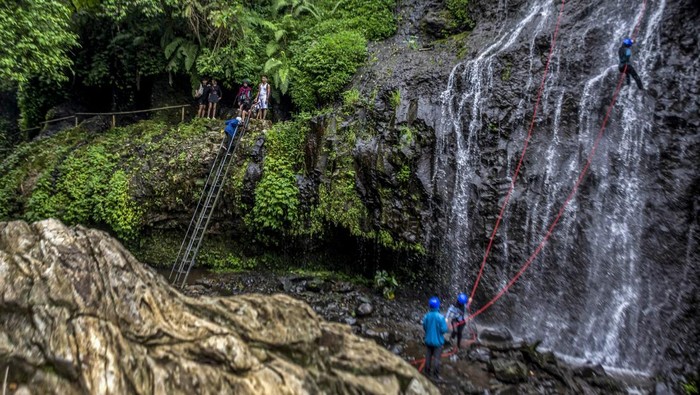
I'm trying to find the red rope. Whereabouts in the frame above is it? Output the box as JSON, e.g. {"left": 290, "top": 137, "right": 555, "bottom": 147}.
{"left": 407, "top": 0, "right": 649, "bottom": 372}
{"left": 469, "top": 0, "right": 568, "bottom": 302}
{"left": 467, "top": 0, "right": 648, "bottom": 321}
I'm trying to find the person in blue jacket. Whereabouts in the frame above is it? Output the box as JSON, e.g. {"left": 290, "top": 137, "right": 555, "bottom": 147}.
{"left": 423, "top": 296, "right": 448, "bottom": 379}
{"left": 618, "top": 38, "right": 643, "bottom": 90}
{"left": 221, "top": 117, "right": 241, "bottom": 149}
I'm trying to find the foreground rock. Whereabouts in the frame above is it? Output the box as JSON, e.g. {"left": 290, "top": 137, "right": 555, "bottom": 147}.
{"left": 0, "top": 220, "right": 437, "bottom": 395}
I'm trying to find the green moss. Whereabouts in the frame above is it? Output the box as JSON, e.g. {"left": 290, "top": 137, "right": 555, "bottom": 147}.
{"left": 247, "top": 118, "right": 307, "bottom": 237}
{"left": 389, "top": 89, "right": 401, "bottom": 110}
{"left": 501, "top": 61, "right": 512, "bottom": 81}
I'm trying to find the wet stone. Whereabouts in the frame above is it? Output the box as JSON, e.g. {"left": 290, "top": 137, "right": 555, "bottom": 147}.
{"left": 469, "top": 347, "right": 492, "bottom": 363}
{"left": 356, "top": 302, "right": 374, "bottom": 317}
{"left": 305, "top": 278, "right": 324, "bottom": 292}
{"left": 490, "top": 358, "right": 529, "bottom": 384}
{"left": 573, "top": 363, "right": 605, "bottom": 378}
{"left": 480, "top": 327, "right": 513, "bottom": 343}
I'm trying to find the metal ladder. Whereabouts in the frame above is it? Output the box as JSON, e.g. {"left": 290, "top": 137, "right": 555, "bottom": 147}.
{"left": 169, "top": 116, "right": 250, "bottom": 288}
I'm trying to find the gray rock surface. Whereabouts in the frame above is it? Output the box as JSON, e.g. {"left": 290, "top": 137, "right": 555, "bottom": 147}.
{"left": 0, "top": 219, "right": 437, "bottom": 395}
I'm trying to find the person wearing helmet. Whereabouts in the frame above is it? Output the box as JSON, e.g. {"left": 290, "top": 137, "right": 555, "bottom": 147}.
{"left": 446, "top": 293, "right": 470, "bottom": 349}
{"left": 221, "top": 117, "right": 242, "bottom": 150}
{"left": 618, "top": 38, "right": 644, "bottom": 90}
{"left": 422, "top": 296, "right": 448, "bottom": 380}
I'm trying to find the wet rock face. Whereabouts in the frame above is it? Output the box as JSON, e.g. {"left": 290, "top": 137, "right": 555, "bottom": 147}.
{"left": 0, "top": 220, "right": 437, "bottom": 395}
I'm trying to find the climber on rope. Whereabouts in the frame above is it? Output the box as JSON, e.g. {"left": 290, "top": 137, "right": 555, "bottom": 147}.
{"left": 445, "top": 293, "right": 471, "bottom": 349}
{"left": 422, "top": 296, "right": 448, "bottom": 380}
{"left": 618, "top": 38, "right": 644, "bottom": 90}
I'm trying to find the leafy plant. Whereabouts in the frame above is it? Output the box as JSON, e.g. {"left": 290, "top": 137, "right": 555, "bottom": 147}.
{"left": 374, "top": 270, "right": 398, "bottom": 300}
{"left": 406, "top": 35, "right": 419, "bottom": 50}
{"left": 389, "top": 89, "right": 401, "bottom": 110}
{"left": 247, "top": 119, "right": 307, "bottom": 238}
{"left": 342, "top": 89, "right": 361, "bottom": 108}
{"left": 446, "top": 0, "right": 473, "bottom": 29}
{"left": 397, "top": 165, "right": 410, "bottom": 184}
{"left": 291, "top": 30, "right": 367, "bottom": 110}
{"left": 0, "top": 0, "right": 78, "bottom": 85}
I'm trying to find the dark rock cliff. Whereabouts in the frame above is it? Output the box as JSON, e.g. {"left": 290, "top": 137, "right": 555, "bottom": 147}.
{"left": 325, "top": 0, "right": 698, "bottom": 378}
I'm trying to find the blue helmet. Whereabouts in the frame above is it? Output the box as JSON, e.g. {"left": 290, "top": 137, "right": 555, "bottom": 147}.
{"left": 429, "top": 296, "right": 440, "bottom": 309}
{"left": 457, "top": 293, "right": 468, "bottom": 305}
{"left": 623, "top": 38, "right": 633, "bottom": 47}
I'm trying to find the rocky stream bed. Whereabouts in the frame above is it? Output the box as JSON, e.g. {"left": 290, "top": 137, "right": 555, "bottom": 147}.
{"left": 181, "top": 270, "right": 666, "bottom": 394}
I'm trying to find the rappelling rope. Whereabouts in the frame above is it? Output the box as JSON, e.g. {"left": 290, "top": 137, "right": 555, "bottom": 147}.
{"left": 408, "top": 0, "right": 568, "bottom": 371}
{"left": 466, "top": 0, "right": 648, "bottom": 322}
{"left": 409, "top": 0, "right": 648, "bottom": 372}
{"left": 469, "top": 0, "right": 568, "bottom": 302}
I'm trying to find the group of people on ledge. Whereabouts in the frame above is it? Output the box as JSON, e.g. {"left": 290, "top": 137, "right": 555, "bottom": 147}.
{"left": 195, "top": 76, "right": 271, "bottom": 121}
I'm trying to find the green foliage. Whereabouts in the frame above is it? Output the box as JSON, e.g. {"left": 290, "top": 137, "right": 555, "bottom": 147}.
{"left": 100, "top": 171, "right": 142, "bottom": 239}
{"left": 406, "top": 35, "right": 419, "bottom": 51}
{"left": 316, "top": 154, "right": 367, "bottom": 237}
{"left": 501, "top": 61, "right": 512, "bottom": 81}
{"left": 0, "top": 0, "right": 78, "bottom": 85}
{"left": 292, "top": 30, "right": 367, "bottom": 110}
{"left": 17, "top": 78, "right": 67, "bottom": 129}
{"left": 23, "top": 142, "right": 141, "bottom": 240}
{"left": 248, "top": 119, "right": 307, "bottom": 236}
{"left": 389, "top": 89, "right": 401, "bottom": 110}
{"left": 333, "top": 0, "right": 397, "bottom": 41}
{"left": 397, "top": 165, "right": 410, "bottom": 184}
{"left": 200, "top": 251, "right": 258, "bottom": 273}
{"left": 684, "top": 380, "right": 699, "bottom": 395}
{"left": 373, "top": 270, "right": 398, "bottom": 300}
{"left": 342, "top": 89, "right": 361, "bottom": 109}
{"left": 446, "top": 0, "right": 473, "bottom": 29}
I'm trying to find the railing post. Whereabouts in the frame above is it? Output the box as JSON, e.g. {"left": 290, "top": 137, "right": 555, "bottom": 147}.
{"left": 112, "top": 115, "right": 116, "bottom": 128}
{"left": 181, "top": 106, "right": 185, "bottom": 123}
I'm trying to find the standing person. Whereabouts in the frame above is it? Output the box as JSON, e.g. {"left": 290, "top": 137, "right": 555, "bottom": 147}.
{"left": 196, "top": 78, "right": 210, "bottom": 118}
{"left": 445, "top": 293, "right": 470, "bottom": 349}
{"left": 254, "top": 75, "right": 271, "bottom": 120}
{"left": 236, "top": 79, "right": 252, "bottom": 117}
{"left": 618, "top": 38, "right": 644, "bottom": 90}
{"left": 208, "top": 79, "right": 222, "bottom": 119}
{"left": 423, "top": 296, "right": 448, "bottom": 380}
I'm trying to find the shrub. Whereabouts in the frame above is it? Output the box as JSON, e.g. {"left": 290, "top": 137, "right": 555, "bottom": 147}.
{"left": 334, "top": 0, "right": 397, "bottom": 41}
{"left": 374, "top": 270, "right": 399, "bottom": 300}
{"left": 247, "top": 119, "right": 307, "bottom": 237}
{"left": 342, "top": 89, "right": 361, "bottom": 108}
{"left": 291, "top": 30, "right": 367, "bottom": 110}
{"left": 446, "top": 0, "right": 473, "bottom": 29}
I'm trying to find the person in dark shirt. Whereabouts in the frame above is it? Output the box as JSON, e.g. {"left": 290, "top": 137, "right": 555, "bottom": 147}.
{"left": 196, "top": 78, "right": 211, "bottom": 118}
{"left": 445, "top": 293, "right": 470, "bottom": 349}
{"left": 236, "top": 79, "right": 253, "bottom": 117}
{"left": 618, "top": 38, "right": 643, "bottom": 90}
{"left": 208, "top": 79, "right": 222, "bottom": 119}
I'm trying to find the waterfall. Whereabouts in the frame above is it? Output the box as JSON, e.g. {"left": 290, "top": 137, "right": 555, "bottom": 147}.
{"left": 435, "top": 0, "right": 672, "bottom": 372}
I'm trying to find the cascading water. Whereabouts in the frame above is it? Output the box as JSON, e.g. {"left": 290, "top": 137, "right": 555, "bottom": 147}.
{"left": 434, "top": 0, "right": 675, "bottom": 373}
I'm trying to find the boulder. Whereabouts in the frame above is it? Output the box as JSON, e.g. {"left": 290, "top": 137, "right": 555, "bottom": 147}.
{"left": 489, "top": 359, "right": 529, "bottom": 384}
{"left": 0, "top": 220, "right": 437, "bottom": 395}
{"left": 479, "top": 327, "right": 514, "bottom": 343}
